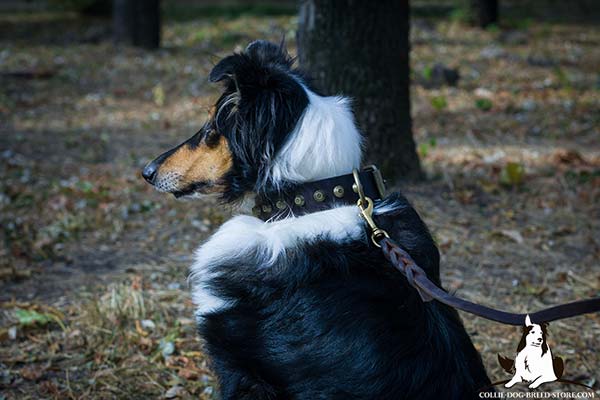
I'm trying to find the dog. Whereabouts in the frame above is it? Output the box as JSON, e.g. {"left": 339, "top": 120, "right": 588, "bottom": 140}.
{"left": 499, "top": 315, "right": 563, "bottom": 389}
{"left": 142, "top": 40, "right": 490, "bottom": 399}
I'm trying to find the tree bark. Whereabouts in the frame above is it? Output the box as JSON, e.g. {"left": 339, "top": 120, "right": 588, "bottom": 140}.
{"left": 133, "top": 0, "right": 160, "bottom": 49}
{"left": 113, "top": 0, "right": 135, "bottom": 45}
{"left": 81, "top": 0, "right": 112, "bottom": 16}
{"left": 297, "top": 0, "right": 422, "bottom": 181}
{"left": 113, "top": 0, "right": 161, "bottom": 49}
{"left": 470, "top": 0, "right": 499, "bottom": 28}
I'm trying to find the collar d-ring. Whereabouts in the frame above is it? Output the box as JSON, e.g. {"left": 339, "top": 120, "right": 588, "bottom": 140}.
{"left": 352, "top": 168, "right": 366, "bottom": 207}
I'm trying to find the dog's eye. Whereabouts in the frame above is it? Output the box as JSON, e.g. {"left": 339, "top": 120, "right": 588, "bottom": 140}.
{"left": 204, "top": 128, "right": 221, "bottom": 147}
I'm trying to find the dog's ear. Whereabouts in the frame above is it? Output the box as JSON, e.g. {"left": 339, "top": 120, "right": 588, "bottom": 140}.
{"left": 206, "top": 40, "right": 309, "bottom": 196}
{"left": 209, "top": 40, "right": 294, "bottom": 85}
{"left": 245, "top": 40, "right": 293, "bottom": 69}
{"left": 525, "top": 314, "right": 533, "bottom": 327}
{"left": 209, "top": 54, "right": 242, "bottom": 83}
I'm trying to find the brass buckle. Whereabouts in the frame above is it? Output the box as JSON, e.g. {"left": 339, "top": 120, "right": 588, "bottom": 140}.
{"left": 364, "top": 165, "right": 386, "bottom": 199}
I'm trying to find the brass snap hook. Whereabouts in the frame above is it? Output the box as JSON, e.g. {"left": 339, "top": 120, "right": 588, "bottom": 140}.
{"left": 353, "top": 168, "right": 389, "bottom": 247}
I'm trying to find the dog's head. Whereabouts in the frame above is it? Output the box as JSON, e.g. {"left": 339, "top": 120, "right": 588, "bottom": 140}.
{"left": 142, "top": 40, "right": 362, "bottom": 202}
{"left": 517, "top": 315, "right": 549, "bottom": 354}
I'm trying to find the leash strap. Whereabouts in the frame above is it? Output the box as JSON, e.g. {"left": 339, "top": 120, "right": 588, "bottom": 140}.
{"left": 379, "top": 237, "right": 600, "bottom": 325}
{"left": 351, "top": 168, "right": 600, "bottom": 325}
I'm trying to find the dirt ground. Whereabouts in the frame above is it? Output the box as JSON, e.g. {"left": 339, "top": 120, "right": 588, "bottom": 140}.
{"left": 1, "top": 5, "right": 599, "bottom": 400}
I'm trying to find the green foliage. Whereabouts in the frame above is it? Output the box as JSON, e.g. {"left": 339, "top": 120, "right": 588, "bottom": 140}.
{"left": 449, "top": 6, "right": 471, "bottom": 24}
{"left": 500, "top": 162, "right": 525, "bottom": 186}
{"left": 431, "top": 96, "right": 448, "bottom": 111}
{"left": 152, "top": 84, "right": 165, "bottom": 107}
{"left": 76, "top": 180, "right": 94, "bottom": 193}
{"left": 564, "top": 169, "right": 600, "bottom": 185}
{"left": 486, "top": 23, "right": 500, "bottom": 34}
{"left": 513, "top": 18, "right": 533, "bottom": 30}
{"left": 554, "top": 67, "right": 572, "bottom": 89}
{"left": 475, "top": 98, "right": 493, "bottom": 111}
{"left": 422, "top": 65, "right": 433, "bottom": 81}
{"left": 15, "top": 309, "right": 66, "bottom": 330}
{"left": 418, "top": 138, "right": 437, "bottom": 158}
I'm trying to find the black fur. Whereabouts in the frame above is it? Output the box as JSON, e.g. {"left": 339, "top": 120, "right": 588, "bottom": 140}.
{"left": 149, "top": 41, "right": 309, "bottom": 201}
{"left": 199, "top": 193, "right": 490, "bottom": 399}
{"left": 211, "top": 40, "right": 309, "bottom": 202}
{"left": 193, "top": 41, "right": 490, "bottom": 399}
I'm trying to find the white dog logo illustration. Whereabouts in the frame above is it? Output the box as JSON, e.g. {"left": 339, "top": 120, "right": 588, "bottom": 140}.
{"left": 498, "top": 315, "right": 564, "bottom": 389}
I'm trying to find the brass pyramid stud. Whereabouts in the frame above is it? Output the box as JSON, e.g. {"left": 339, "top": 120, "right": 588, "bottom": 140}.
{"left": 294, "top": 195, "right": 305, "bottom": 206}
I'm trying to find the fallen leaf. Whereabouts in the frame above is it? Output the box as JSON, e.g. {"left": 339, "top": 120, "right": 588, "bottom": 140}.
{"left": 164, "top": 385, "right": 184, "bottom": 399}
{"left": 20, "top": 365, "right": 45, "bottom": 381}
{"left": 500, "top": 162, "right": 525, "bottom": 186}
{"left": 39, "top": 380, "right": 59, "bottom": 396}
{"left": 153, "top": 84, "right": 165, "bottom": 107}
{"left": 141, "top": 319, "right": 156, "bottom": 331}
{"left": 178, "top": 367, "right": 199, "bottom": 380}
{"left": 8, "top": 326, "right": 17, "bottom": 340}
{"left": 135, "top": 320, "right": 149, "bottom": 337}
{"left": 160, "top": 340, "right": 175, "bottom": 358}
{"left": 499, "top": 229, "right": 524, "bottom": 244}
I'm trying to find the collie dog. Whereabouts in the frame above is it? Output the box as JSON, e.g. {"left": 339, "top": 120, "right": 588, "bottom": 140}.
{"left": 143, "top": 40, "right": 490, "bottom": 399}
{"left": 502, "top": 315, "right": 563, "bottom": 389}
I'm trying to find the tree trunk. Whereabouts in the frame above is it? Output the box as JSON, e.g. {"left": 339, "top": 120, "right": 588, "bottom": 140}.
{"left": 470, "top": 0, "right": 498, "bottom": 28}
{"left": 297, "top": 0, "right": 422, "bottom": 182}
{"left": 133, "top": 0, "right": 160, "bottom": 49}
{"left": 113, "top": 0, "right": 135, "bottom": 45}
{"left": 113, "top": 0, "right": 161, "bottom": 49}
{"left": 81, "top": 0, "right": 112, "bottom": 16}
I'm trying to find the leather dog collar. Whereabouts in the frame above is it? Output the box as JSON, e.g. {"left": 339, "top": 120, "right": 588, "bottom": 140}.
{"left": 253, "top": 165, "right": 386, "bottom": 222}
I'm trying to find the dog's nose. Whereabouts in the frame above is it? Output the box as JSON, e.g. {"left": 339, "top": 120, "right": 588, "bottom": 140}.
{"left": 537, "top": 338, "right": 542, "bottom": 342}
{"left": 142, "top": 161, "right": 158, "bottom": 184}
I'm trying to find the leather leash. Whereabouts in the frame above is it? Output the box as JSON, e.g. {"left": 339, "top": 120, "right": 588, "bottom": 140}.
{"left": 352, "top": 169, "right": 600, "bottom": 325}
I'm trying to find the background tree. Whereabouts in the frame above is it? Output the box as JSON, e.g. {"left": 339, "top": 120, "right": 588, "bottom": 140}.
{"left": 297, "top": 0, "right": 422, "bottom": 181}
{"left": 113, "top": 0, "right": 161, "bottom": 49}
{"left": 470, "top": 0, "right": 498, "bottom": 28}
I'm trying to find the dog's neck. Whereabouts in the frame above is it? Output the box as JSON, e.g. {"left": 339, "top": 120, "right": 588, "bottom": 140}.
{"left": 251, "top": 167, "right": 385, "bottom": 222}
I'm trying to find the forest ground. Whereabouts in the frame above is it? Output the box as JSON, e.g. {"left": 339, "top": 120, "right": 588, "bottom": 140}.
{"left": 1, "top": 4, "right": 599, "bottom": 399}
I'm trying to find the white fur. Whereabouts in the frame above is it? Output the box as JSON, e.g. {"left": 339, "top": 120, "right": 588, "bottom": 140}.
{"left": 190, "top": 206, "right": 365, "bottom": 318}
{"left": 505, "top": 315, "right": 558, "bottom": 389}
{"left": 270, "top": 90, "right": 363, "bottom": 187}
{"left": 191, "top": 90, "right": 366, "bottom": 318}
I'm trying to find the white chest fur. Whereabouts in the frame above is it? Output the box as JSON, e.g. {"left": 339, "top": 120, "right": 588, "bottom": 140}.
{"left": 189, "top": 206, "right": 365, "bottom": 318}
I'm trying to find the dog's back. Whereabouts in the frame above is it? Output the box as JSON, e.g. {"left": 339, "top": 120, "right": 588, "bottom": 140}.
{"left": 197, "top": 194, "right": 490, "bottom": 399}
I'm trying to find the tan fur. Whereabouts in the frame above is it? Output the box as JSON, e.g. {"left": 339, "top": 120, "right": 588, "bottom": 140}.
{"left": 160, "top": 136, "right": 232, "bottom": 192}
